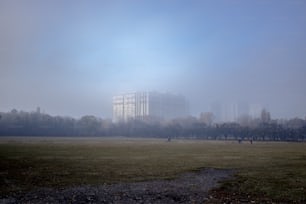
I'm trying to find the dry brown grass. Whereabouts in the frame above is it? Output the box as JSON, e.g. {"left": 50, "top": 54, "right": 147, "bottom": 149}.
{"left": 0, "top": 137, "right": 306, "bottom": 201}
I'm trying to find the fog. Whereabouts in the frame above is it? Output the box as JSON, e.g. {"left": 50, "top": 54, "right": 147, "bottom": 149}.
{"left": 1, "top": 0, "right": 306, "bottom": 119}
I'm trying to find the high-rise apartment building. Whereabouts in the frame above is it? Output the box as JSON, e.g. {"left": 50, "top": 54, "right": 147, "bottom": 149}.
{"left": 112, "top": 92, "right": 189, "bottom": 122}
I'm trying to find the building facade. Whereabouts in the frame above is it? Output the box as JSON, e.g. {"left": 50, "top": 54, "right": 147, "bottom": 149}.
{"left": 112, "top": 92, "right": 189, "bottom": 122}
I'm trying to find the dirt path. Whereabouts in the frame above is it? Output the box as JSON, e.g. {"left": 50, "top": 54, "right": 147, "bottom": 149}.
{"left": 1, "top": 168, "right": 234, "bottom": 204}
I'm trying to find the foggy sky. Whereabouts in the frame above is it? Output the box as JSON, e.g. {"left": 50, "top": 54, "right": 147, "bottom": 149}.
{"left": 1, "top": 0, "right": 306, "bottom": 119}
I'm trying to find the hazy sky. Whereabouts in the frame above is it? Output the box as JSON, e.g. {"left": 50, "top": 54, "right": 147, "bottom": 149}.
{"left": 1, "top": 0, "right": 306, "bottom": 119}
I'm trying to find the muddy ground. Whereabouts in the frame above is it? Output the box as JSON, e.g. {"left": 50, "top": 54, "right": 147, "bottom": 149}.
{"left": 1, "top": 168, "right": 234, "bottom": 204}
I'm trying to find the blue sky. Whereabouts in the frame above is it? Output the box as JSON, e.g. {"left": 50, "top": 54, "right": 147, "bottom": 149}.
{"left": 0, "top": 0, "right": 306, "bottom": 118}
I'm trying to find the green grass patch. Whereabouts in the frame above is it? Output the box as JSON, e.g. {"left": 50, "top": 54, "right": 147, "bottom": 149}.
{"left": 0, "top": 137, "right": 306, "bottom": 201}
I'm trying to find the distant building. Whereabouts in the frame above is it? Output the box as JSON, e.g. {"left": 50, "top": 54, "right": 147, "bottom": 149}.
{"left": 211, "top": 102, "right": 239, "bottom": 122}
{"left": 112, "top": 92, "right": 189, "bottom": 122}
{"left": 210, "top": 102, "right": 221, "bottom": 122}
{"left": 249, "top": 104, "right": 263, "bottom": 119}
{"left": 36, "top": 107, "right": 40, "bottom": 114}
{"left": 211, "top": 102, "right": 261, "bottom": 122}
{"left": 221, "top": 103, "right": 238, "bottom": 122}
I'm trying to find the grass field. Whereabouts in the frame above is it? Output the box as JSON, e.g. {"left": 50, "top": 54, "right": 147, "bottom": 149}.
{"left": 0, "top": 137, "right": 306, "bottom": 201}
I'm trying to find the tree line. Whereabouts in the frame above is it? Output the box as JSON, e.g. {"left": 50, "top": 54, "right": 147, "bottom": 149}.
{"left": 0, "top": 109, "right": 306, "bottom": 141}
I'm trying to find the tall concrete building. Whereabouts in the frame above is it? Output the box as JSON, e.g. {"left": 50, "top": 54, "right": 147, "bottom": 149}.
{"left": 113, "top": 92, "right": 189, "bottom": 122}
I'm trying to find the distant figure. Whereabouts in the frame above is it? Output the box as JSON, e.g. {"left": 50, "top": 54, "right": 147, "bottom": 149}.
{"left": 238, "top": 139, "right": 242, "bottom": 144}
{"left": 167, "top": 136, "right": 171, "bottom": 142}
{"left": 250, "top": 139, "right": 253, "bottom": 144}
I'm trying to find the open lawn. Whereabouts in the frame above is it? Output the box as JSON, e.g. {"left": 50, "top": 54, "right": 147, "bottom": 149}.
{"left": 0, "top": 137, "right": 306, "bottom": 201}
